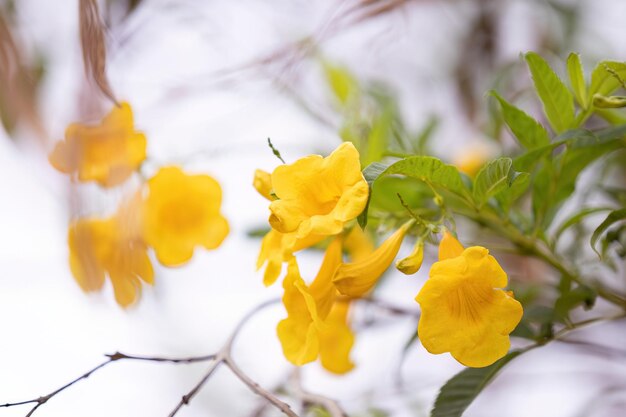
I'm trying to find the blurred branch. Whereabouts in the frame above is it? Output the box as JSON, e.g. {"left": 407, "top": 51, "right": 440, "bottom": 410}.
{"left": 79, "top": 0, "right": 118, "bottom": 104}
{"left": 290, "top": 369, "right": 348, "bottom": 417}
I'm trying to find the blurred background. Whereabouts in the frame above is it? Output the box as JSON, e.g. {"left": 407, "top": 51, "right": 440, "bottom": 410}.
{"left": 1, "top": 0, "right": 625, "bottom": 416}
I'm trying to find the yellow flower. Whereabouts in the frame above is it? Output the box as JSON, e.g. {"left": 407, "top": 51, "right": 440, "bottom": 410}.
{"left": 439, "top": 230, "right": 464, "bottom": 261}
{"left": 277, "top": 239, "right": 355, "bottom": 373}
{"left": 415, "top": 243, "right": 523, "bottom": 368}
{"left": 396, "top": 239, "right": 424, "bottom": 275}
{"left": 268, "top": 142, "right": 369, "bottom": 239}
{"left": 49, "top": 102, "right": 146, "bottom": 187}
{"left": 253, "top": 169, "right": 275, "bottom": 201}
{"left": 342, "top": 226, "right": 374, "bottom": 262}
{"left": 142, "top": 166, "right": 229, "bottom": 267}
{"left": 333, "top": 221, "right": 413, "bottom": 297}
{"left": 68, "top": 195, "right": 153, "bottom": 307}
{"left": 454, "top": 149, "right": 488, "bottom": 178}
{"left": 256, "top": 229, "right": 324, "bottom": 286}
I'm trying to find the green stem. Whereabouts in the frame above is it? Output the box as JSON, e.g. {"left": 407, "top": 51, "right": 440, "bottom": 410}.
{"left": 458, "top": 206, "right": 626, "bottom": 308}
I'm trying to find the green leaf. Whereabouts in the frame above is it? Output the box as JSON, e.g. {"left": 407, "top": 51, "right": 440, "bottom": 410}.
{"left": 590, "top": 209, "right": 626, "bottom": 257}
{"left": 567, "top": 53, "right": 587, "bottom": 107}
{"left": 589, "top": 61, "right": 626, "bottom": 99}
{"left": 525, "top": 52, "right": 575, "bottom": 133}
{"left": 554, "top": 207, "right": 613, "bottom": 242}
{"left": 383, "top": 156, "right": 467, "bottom": 197}
{"left": 490, "top": 91, "right": 550, "bottom": 149}
{"left": 496, "top": 172, "right": 530, "bottom": 212}
{"left": 431, "top": 351, "right": 522, "bottom": 417}
{"left": 555, "top": 285, "right": 597, "bottom": 320}
{"left": 472, "top": 158, "right": 514, "bottom": 206}
{"left": 323, "top": 62, "right": 358, "bottom": 105}
{"left": 358, "top": 162, "right": 389, "bottom": 228}
{"left": 364, "top": 107, "right": 393, "bottom": 167}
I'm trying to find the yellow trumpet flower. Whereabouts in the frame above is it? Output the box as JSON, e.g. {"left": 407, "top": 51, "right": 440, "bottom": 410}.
{"left": 333, "top": 221, "right": 413, "bottom": 297}
{"left": 416, "top": 239, "right": 523, "bottom": 367}
{"left": 49, "top": 102, "right": 146, "bottom": 187}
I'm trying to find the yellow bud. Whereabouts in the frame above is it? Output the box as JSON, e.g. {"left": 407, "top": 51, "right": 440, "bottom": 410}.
{"left": 253, "top": 169, "right": 275, "bottom": 201}
{"left": 396, "top": 239, "right": 424, "bottom": 275}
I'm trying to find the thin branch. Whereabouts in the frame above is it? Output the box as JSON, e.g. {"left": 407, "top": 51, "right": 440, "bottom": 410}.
{"left": 168, "top": 297, "right": 298, "bottom": 417}
{"left": 290, "top": 369, "right": 348, "bottom": 417}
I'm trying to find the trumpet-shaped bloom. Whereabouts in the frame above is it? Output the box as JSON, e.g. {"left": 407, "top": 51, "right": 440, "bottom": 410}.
{"left": 268, "top": 142, "right": 369, "bottom": 239}
{"left": 333, "top": 221, "right": 412, "bottom": 297}
{"left": 142, "top": 166, "right": 229, "bottom": 267}
{"left": 416, "top": 245, "right": 523, "bottom": 368}
{"left": 396, "top": 239, "right": 424, "bottom": 275}
{"left": 277, "top": 239, "right": 355, "bottom": 373}
{"left": 49, "top": 102, "right": 146, "bottom": 187}
{"left": 68, "top": 196, "right": 153, "bottom": 307}
{"left": 454, "top": 149, "right": 487, "bottom": 178}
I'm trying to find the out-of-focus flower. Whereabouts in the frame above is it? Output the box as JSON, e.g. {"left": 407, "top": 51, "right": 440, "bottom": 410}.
{"left": 277, "top": 239, "right": 355, "bottom": 373}
{"left": 454, "top": 149, "right": 488, "bottom": 178}
{"left": 142, "top": 166, "right": 229, "bottom": 267}
{"left": 268, "top": 142, "right": 369, "bottom": 239}
{"left": 396, "top": 238, "right": 424, "bottom": 275}
{"left": 333, "top": 221, "right": 413, "bottom": 297}
{"left": 416, "top": 236, "right": 523, "bottom": 368}
{"left": 342, "top": 226, "right": 374, "bottom": 262}
{"left": 68, "top": 195, "right": 153, "bottom": 307}
{"left": 49, "top": 102, "right": 146, "bottom": 187}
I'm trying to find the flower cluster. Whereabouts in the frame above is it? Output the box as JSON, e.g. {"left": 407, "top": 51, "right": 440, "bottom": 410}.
{"left": 255, "top": 142, "right": 414, "bottom": 373}
{"left": 257, "top": 143, "right": 523, "bottom": 371}
{"left": 51, "top": 103, "right": 229, "bottom": 307}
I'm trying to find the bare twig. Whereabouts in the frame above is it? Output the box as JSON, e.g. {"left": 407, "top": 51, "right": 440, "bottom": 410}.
{"left": 290, "top": 369, "right": 348, "bottom": 417}
{"left": 168, "top": 297, "right": 298, "bottom": 417}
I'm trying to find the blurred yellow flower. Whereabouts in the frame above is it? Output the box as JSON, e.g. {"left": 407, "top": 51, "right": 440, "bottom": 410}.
{"left": 396, "top": 238, "right": 424, "bottom": 275}
{"left": 333, "top": 221, "right": 413, "bottom": 297}
{"left": 142, "top": 166, "right": 229, "bottom": 267}
{"left": 416, "top": 241, "right": 523, "bottom": 368}
{"left": 49, "top": 102, "right": 146, "bottom": 187}
{"left": 277, "top": 239, "right": 355, "bottom": 373}
{"left": 68, "top": 195, "right": 153, "bottom": 307}
{"left": 268, "top": 142, "right": 369, "bottom": 239}
{"left": 454, "top": 149, "right": 488, "bottom": 178}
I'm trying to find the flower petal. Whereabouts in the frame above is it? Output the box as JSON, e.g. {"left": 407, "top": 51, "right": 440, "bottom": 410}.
{"left": 438, "top": 231, "right": 465, "bottom": 261}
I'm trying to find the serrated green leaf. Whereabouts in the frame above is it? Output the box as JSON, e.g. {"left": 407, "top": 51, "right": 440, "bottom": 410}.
{"left": 590, "top": 209, "right": 626, "bottom": 257}
{"left": 472, "top": 158, "right": 514, "bottom": 206}
{"left": 431, "top": 351, "right": 522, "bottom": 417}
{"left": 496, "top": 172, "right": 530, "bottom": 212}
{"left": 358, "top": 162, "right": 389, "bottom": 229}
{"left": 383, "top": 156, "right": 467, "bottom": 197}
{"left": 525, "top": 52, "right": 575, "bottom": 133}
{"left": 567, "top": 53, "right": 587, "bottom": 107}
{"left": 490, "top": 91, "right": 550, "bottom": 149}
{"left": 589, "top": 61, "right": 626, "bottom": 99}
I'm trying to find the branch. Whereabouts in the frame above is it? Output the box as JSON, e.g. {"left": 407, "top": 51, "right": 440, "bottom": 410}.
{"left": 1, "top": 298, "right": 296, "bottom": 417}
{"left": 168, "top": 297, "right": 298, "bottom": 417}
{"left": 290, "top": 369, "right": 348, "bottom": 417}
